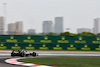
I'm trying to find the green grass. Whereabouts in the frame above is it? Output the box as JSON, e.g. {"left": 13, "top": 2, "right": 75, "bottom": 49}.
{"left": 18, "top": 57, "right": 100, "bottom": 67}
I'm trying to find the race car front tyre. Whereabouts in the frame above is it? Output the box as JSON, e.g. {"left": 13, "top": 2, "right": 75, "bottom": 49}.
{"left": 21, "top": 53, "right": 25, "bottom": 57}
{"left": 11, "top": 54, "right": 15, "bottom": 57}
{"left": 25, "top": 54, "right": 29, "bottom": 57}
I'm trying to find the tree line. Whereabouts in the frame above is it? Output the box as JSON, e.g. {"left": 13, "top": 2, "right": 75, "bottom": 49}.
{"left": 24, "top": 32, "right": 100, "bottom": 36}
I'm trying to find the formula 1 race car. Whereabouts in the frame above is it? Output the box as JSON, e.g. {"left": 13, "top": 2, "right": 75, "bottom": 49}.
{"left": 11, "top": 50, "right": 38, "bottom": 57}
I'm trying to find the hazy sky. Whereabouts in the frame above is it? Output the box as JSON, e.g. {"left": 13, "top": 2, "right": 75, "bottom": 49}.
{"left": 0, "top": 0, "right": 100, "bottom": 33}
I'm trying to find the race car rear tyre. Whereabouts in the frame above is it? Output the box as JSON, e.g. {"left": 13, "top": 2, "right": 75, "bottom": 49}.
{"left": 32, "top": 52, "right": 36, "bottom": 57}
{"left": 11, "top": 54, "right": 13, "bottom": 56}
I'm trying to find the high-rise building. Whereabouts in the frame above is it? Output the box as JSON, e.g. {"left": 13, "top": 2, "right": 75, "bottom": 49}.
{"left": 43, "top": 21, "right": 53, "bottom": 34}
{"left": 8, "top": 23, "right": 16, "bottom": 35}
{"left": 8, "top": 21, "right": 23, "bottom": 35}
{"left": 54, "top": 17, "right": 63, "bottom": 34}
{"left": 28, "top": 29, "right": 36, "bottom": 34}
{"left": 15, "top": 21, "right": 23, "bottom": 35}
{"left": 94, "top": 18, "right": 100, "bottom": 34}
{"left": 77, "top": 28, "right": 91, "bottom": 33}
{"left": 0, "top": 16, "right": 4, "bottom": 35}
{"left": 8, "top": 23, "right": 15, "bottom": 31}
{"left": 15, "top": 21, "right": 23, "bottom": 31}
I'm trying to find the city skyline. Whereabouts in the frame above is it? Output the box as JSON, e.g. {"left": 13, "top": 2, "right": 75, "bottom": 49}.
{"left": 1, "top": 0, "right": 100, "bottom": 33}
{"left": 2, "top": 15, "right": 100, "bottom": 34}
{"left": 3, "top": 16, "right": 100, "bottom": 34}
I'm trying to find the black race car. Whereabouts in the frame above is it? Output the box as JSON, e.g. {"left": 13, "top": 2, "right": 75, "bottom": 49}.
{"left": 11, "top": 50, "right": 38, "bottom": 57}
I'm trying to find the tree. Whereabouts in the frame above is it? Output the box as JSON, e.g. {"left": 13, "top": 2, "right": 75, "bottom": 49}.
{"left": 97, "top": 33, "right": 100, "bottom": 36}
{"left": 76, "top": 32, "right": 95, "bottom": 36}
{"left": 60, "top": 32, "right": 76, "bottom": 36}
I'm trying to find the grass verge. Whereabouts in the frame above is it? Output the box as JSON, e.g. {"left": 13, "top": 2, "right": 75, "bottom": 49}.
{"left": 18, "top": 57, "right": 100, "bottom": 67}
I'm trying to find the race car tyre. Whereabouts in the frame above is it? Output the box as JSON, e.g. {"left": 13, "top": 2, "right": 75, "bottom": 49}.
{"left": 32, "top": 52, "right": 36, "bottom": 57}
{"left": 21, "top": 53, "right": 25, "bottom": 57}
{"left": 25, "top": 54, "right": 29, "bottom": 57}
{"left": 11, "top": 54, "right": 15, "bottom": 57}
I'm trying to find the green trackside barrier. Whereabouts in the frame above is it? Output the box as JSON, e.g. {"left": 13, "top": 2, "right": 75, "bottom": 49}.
{"left": 0, "top": 43, "right": 99, "bottom": 50}
{"left": 0, "top": 35, "right": 99, "bottom": 44}
{"left": 0, "top": 35, "right": 99, "bottom": 50}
